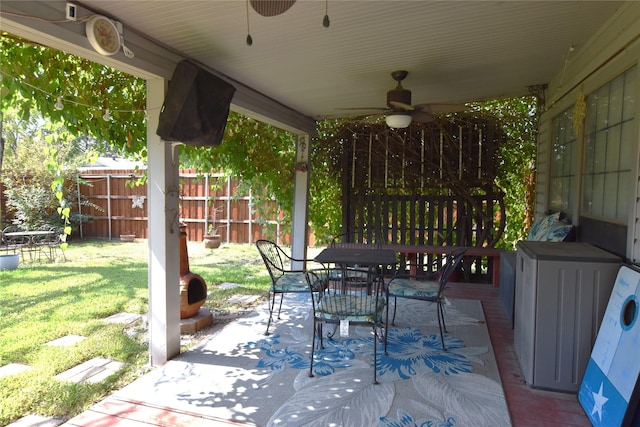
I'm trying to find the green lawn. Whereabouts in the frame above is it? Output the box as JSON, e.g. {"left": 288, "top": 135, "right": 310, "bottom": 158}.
{"left": 0, "top": 239, "right": 274, "bottom": 425}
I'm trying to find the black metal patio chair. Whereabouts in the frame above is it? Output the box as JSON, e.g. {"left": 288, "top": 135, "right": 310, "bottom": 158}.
{"left": 256, "top": 239, "right": 326, "bottom": 335}
{"left": 1, "top": 225, "right": 29, "bottom": 261}
{"left": 385, "top": 247, "right": 467, "bottom": 352}
{"left": 37, "top": 224, "right": 66, "bottom": 261}
{"left": 306, "top": 266, "right": 385, "bottom": 384}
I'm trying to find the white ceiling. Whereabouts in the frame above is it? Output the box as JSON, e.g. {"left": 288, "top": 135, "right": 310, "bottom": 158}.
{"left": 3, "top": 1, "right": 627, "bottom": 124}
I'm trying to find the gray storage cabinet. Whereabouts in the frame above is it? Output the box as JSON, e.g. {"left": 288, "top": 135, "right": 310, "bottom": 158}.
{"left": 514, "top": 242, "right": 621, "bottom": 392}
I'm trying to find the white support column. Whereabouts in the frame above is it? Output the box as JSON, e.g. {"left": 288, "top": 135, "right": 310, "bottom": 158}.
{"left": 146, "top": 77, "right": 181, "bottom": 366}
{"left": 291, "top": 134, "right": 310, "bottom": 268}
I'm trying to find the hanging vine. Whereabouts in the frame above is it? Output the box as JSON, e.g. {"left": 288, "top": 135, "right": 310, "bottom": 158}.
{"left": 45, "top": 147, "right": 72, "bottom": 250}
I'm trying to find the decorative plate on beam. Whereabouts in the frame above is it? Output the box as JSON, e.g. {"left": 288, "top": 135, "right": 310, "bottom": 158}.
{"left": 86, "top": 15, "right": 121, "bottom": 56}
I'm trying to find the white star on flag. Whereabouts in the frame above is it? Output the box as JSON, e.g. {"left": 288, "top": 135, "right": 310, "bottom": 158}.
{"left": 591, "top": 382, "right": 609, "bottom": 422}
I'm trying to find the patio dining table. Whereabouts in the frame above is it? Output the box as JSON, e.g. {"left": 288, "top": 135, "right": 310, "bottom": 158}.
{"left": 5, "top": 229, "right": 55, "bottom": 241}
{"left": 314, "top": 247, "right": 398, "bottom": 269}
{"left": 314, "top": 247, "right": 398, "bottom": 290}
{"left": 4, "top": 229, "right": 58, "bottom": 261}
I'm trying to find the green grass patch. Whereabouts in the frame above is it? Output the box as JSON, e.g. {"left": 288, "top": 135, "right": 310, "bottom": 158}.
{"left": 0, "top": 239, "right": 279, "bottom": 425}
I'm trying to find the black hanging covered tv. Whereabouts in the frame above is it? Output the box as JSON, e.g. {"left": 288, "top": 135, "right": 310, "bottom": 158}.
{"left": 156, "top": 60, "right": 236, "bottom": 146}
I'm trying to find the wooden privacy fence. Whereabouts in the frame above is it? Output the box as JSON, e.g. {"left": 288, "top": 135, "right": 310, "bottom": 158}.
{"left": 76, "top": 169, "right": 291, "bottom": 244}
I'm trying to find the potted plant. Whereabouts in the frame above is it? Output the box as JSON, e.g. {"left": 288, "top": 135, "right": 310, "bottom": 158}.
{"left": 203, "top": 224, "right": 221, "bottom": 249}
{"left": 0, "top": 253, "right": 19, "bottom": 271}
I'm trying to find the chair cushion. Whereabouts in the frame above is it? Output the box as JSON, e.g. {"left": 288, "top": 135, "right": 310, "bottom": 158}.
{"left": 328, "top": 268, "right": 372, "bottom": 279}
{"left": 273, "top": 272, "right": 309, "bottom": 292}
{"left": 388, "top": 278, "right": 440, "bottom": 299}
{"left": 317, "top": 294, "right": 385, "bottom": 322}
{"left": 327, "top": 269, "right": 342, "bottom": 281}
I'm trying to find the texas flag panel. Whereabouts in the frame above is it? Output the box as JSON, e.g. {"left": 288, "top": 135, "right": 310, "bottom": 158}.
{"left": 579, "top": 265, "right": 640, "bottom": 427}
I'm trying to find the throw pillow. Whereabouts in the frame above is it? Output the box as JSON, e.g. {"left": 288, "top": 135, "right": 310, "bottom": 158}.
{"left": 542, "top": 221, "right": 574, "bottom": 242}
{"left": 527, "top": 212, "right": 561, "bottom": 241}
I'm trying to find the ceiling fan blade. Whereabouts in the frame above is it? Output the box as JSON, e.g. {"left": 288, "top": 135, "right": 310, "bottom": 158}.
{"left": 325, "top": 111, "right": 385, "bottom": 122}
{"left": 411, "top": 110, "right": 435, "bottom": 123}
{"left": 335, "top": 107, "right": 389, "bottom": 111}
{"left": 355, "top": 114, "right": 386, "bottom": 123}
{"left": 336, "top": 72, "right": 467, "bottom": 125}
{"left": 413, "top": 103, "right": 467, "bottom": 113}
{"left": 389, "top": 101, "right": 415, "bottom": 111}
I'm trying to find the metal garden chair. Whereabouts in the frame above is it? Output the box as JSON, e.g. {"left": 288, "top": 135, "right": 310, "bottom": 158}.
{"left": 2, "top": 225, "right": 29, "bottom": 261}
{"left": 385, "top": 247, "right": 467, "bottom": 352}
{"left": 306, "top": 266, "right": 386, "bottom": 384}
{"left": 37, "top": 224, "right": 66, "bottom": 261}
{"left": 256, "top": 239, "right": 326, "bottom": 335}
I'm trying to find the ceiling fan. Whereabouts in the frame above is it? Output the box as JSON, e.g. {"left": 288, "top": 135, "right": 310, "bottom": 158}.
{"left": 340, "top": 70, "right": 466, "bottom": 128}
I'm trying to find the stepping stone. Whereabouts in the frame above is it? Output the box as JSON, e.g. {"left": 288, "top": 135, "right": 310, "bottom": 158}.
{"left": 6, "top": 414, "right": 64, "bottom": 426}
{"left": 45, "top": 335, "right": 85, "bottom": 346}
{"left": 219, "top": 282, "right": 242, "bottom": 289}
{"left": 226, "top": 295, "right": 260, "bottom": 305}
{"left": 0, "top": 363, "right": 31, "bottom": 379}
{"left": 102, "top": 312, "right": 142, "bottom": 325}
{"left": 54, "top": 357, "right": 125, "bottom": 384}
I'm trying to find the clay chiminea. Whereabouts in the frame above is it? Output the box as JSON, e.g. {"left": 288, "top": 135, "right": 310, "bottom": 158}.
{"left": 179, "top": 225, "right": 207, "bottom": 319}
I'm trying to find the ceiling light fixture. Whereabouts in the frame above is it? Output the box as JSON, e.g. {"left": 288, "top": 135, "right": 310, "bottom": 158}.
{"left": 246, "top": 0, "right": 296, "bottom": 46}
{"left": 246, "top": 0, "right": 328, "bottom": 46}
{"left": 250, "top": 0, "right": 296, "bottom": 17}
{"left": 385, "top": 113, "right": 412, "bottom": 129}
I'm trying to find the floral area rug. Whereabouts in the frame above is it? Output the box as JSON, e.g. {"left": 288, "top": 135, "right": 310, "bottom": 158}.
{"left": 113, "top": 295, "right": 511, "bottom": 427}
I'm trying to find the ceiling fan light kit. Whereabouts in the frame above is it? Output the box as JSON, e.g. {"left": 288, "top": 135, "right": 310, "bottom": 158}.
{"left": 385, "top": 113, "right": 412, "bottom": 129}
{"left": 387, "top": 70, "right": 412, "bottom": 106}
{"left": 342, "top": 70, "right": 467, "bottom": 129}
{"left": 336, "top": 70, "right": 467, "bottom": 128}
